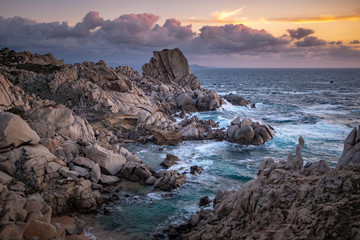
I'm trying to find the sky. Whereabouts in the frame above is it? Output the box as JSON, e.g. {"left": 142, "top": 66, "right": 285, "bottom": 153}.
{"left": 1, "top": 0, "right": 360, "bottom": 68}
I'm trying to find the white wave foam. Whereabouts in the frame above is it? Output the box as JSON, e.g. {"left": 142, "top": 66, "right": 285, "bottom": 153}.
{"left": 302, "top": 104, "right": 350, "bottom": 115}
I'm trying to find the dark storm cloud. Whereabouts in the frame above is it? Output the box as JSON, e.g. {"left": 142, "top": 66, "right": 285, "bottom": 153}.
{"left": 287, "top": 28, "right": 314, "bottom": 39}
{"left": 190, "top": 24, "right": 289, "bottom": 54}
{"left": 350, "top": 40, "right": 360, "bottom": 44}
{"left": 295, "top": 36, "right": 327, "bottom": 47}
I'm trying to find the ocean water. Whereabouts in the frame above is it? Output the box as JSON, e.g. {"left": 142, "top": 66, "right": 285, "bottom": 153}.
{"left": 91, "top": 68, "right": 360, "bottom": 239}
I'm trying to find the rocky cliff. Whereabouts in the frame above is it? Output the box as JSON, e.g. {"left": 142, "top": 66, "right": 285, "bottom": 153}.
{"left": 171, "top": 129, "right": 360, "bottom": 240}
{"left": 0, "top": 47, "right": 276, "bottom": 239}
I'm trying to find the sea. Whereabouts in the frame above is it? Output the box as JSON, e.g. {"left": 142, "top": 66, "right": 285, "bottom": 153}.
{"left": 85, "top": 68, "right": 360, "bottom": 239}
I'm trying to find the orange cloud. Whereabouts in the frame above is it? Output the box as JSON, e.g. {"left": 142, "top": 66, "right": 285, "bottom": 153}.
{"left": 262, "top": 14, "right": 360, "bottom": 24}
{"left": 184, "top": 7, "right": 248, "bottom": 25}
{"left": 212, "top": 6, "right": 247, "bottom": 22}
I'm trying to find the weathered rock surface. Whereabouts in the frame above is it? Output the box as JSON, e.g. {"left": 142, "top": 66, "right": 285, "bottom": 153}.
{"left": 223, "top": 93, "right": 250, "bottom": 107}
{"left": 153, "top": 170, "right": 188, "bottom": 191}
{"left": 177, "top": 131, "right": 360, "bottom": 240}
{"left": 0, "top": 47, "right": 222, "bottom": 239}
{"left": 338, "top": 125, "right": 360, "bottom": 167}
{"left": 225, "top": 116, "right": 274, "bottom": 145}
{"left": 148, "top": 127, "right": 183, "bottom": 146}
{"left": 0, "top": 112, "right": 40, "bottom": 153}
{"left": 161, "top": 154, "right": 180, "bottom": 169}
{"left": 84, "top": 144, "right": 126, "bottom": 175}
{"left": 141, "top": 48, "right": 222, "bottom": 113}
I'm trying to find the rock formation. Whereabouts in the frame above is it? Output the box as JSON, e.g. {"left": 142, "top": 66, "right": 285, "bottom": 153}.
{"left": 171, "top": 129, "right": 360, "bottom": 240}
{"left": 223, "top": 94, "right": 250, "bottom": 107}
{"left": 0, "top": 47, "right": 274, "bottom": 239}
{"left": 141, "top": 48, "right": 222, "bottom": 113}
{"left": 225, "top": 116, "right": 274, "bottom": 145}
{"left": 0, "top": 47, "right": 224, "bottom": 145}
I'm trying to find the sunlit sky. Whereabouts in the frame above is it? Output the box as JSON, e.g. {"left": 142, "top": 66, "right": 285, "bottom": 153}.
{"left": 1, "top": 0, "right": 360, "bottom": 68}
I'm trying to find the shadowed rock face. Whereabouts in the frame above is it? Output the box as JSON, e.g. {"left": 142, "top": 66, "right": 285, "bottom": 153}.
{"left": 140, "top": 48, "right": 222, "bottom": 113}
{"left": 142, "top": 48, "right": 191, "bottom": 84}
{"left": 174, "top": 130, "right": 360, "bottom": 240}
{"left": 338, "top": 125, "right": 360, "bottom": 167}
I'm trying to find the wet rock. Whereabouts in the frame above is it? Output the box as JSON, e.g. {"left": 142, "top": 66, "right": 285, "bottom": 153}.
{"left": 153, "top": 170, "right": 188, "bottom": 191}
{"left": 199, "top": 196, "right": 211, "bottom": 207}
{"left": 190, "top": 165, "right": 203, "bottom": 175}
{"left": 161, "top": 154, "right": 180, "bottom": 168}
{"left": 225, "top": 116, "right": 274, "bottom": 146}
{"left": 223, "top": 94, "right": 250, "bottom": 106}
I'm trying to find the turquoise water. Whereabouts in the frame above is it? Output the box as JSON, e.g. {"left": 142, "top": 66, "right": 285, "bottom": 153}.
{"left": 92, "top": 68, "right": 360, "bottom": 239}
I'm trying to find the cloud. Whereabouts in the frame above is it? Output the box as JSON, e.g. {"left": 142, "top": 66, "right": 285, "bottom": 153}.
{"left": 329, "top": 40, "right": 343, "bottom": 45}
{"left": 72, "top": 11, "right": 104, "bottom": 37}
{"left": 295, "top": 36, "right": 327, "bottom": 47}
{"left": 0, "top": 12, "right": 359, "bottom": 67}
{"left": 211, "top": 7, "right": 247, "bottom": 22}
{"left": 190, "top": 24, "right": 289, "bottom": 54}
{"left": 287, "top": 28, "right": 314, "bottom": 39}
{"left": 263, "top": 14, "right": 360, "bottom": 23}
{"left": 0, "top": 12, "right": 194, "bottom": 51}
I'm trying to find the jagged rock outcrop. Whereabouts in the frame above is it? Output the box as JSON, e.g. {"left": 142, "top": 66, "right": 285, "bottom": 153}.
{"left": 141, "top": 48, "right": 222, "bottom": 113}
{"left": 338, "top": 125, "right": 360, "bottom": 167}
{"left": 0, "top": 48, "right": 224, "bottom": 144}
{"left": 225, "top": 116, "right": 274, "bottom": 145}
{"left": 0, "top": 48, "right": 177, "bottom": 137}
{"left": 0, "top": 47, "right": 227, "bottom": 239}
{"left": 174, "top": 130, "right": 360, "bottom": 240}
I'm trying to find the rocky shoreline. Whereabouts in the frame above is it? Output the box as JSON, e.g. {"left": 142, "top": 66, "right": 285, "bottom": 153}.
{"left": 166, "top": 129, "right": 360, "bottom": 240}
{"left": 1, "top": 47, "right": 356, "bottom": 240}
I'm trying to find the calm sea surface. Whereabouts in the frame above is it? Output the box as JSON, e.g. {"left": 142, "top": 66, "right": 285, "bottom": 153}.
{"left": 88, "top": 68, "right": 360, "bottom": 239}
